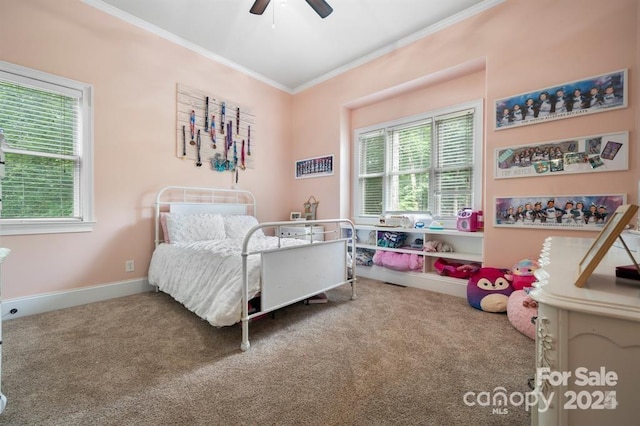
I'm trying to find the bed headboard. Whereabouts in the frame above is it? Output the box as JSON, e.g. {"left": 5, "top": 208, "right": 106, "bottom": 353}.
{"left": 154, "top": 186, "right": 257, "bottom": 245}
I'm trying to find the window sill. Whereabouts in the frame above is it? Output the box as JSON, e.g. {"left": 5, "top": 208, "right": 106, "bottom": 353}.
{"left": 0, "top": 220, "right": 95, "bottom": 236}
{"left": 356, "top": 217, "right": 458, "bottom": 229}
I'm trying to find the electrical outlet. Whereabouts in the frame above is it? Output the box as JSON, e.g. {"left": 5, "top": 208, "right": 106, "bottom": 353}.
{"left": 125, "top": 260, "right": 135, "bottom": 272}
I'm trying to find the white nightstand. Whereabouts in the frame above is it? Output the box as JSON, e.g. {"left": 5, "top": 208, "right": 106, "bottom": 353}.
{"left": 278, "top": 225, "right": 325, "bottom": 241}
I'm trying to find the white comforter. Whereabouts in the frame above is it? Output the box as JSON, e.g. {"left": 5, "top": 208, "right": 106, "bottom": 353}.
{"left": 148, "top": 236, "right": 307, "bottom": 326}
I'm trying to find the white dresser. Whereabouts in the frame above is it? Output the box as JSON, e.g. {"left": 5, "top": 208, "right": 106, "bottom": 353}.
{"left": 278, "top": 225, "right": 325, "bottom": 242}
{"left": 529, "top": 236, "right": 639, "bottom": 426}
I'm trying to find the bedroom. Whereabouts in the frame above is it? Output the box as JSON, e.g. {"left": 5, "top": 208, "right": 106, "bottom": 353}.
{"left": 0, "top": 0, "right": 638, "bottom": 424}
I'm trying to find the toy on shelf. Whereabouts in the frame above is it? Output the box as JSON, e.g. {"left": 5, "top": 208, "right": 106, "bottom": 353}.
{"left": 424, "top": 240, "right": 453, "bottom": 253}
{"left": 428, "top": 221, "right": 444, "bottom": 230}
{"left": 434, "top": 258, "right": 480, "bottom": 279}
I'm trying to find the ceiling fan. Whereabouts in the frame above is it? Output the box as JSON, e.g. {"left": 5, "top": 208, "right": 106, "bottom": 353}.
{"left": 250, "top": 0, "right": 333, "bottom": 19}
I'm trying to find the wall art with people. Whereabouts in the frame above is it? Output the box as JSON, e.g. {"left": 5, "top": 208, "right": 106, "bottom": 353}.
{"left": 495, "top": 70, "right": 627, "bottom": 130}
{"left": 494, "top": 194, "right": 625, "bottom": 231}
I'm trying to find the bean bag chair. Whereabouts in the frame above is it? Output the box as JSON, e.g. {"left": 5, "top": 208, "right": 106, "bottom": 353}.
{"left": 467, "top": 267, "right": 514, "bottom": 313}
{"left": 506, "top": 290, "right": 537, "bottom": 340}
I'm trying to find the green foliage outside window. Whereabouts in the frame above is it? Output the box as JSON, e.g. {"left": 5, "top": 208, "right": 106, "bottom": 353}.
{"left": 0, "top": 81, "right": 78, "bottom": 219}
{"left": 357, "top": 107, "right": 476, "bottom": 218}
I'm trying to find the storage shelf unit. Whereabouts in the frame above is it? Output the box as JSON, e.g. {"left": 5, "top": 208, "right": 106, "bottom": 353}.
{"left": 344, "top": 225, "right": 483, "bottom": 298}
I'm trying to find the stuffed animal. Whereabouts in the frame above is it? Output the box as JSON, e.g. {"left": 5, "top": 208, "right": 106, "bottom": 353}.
{"left": 434, "top": 258, "right": 480, "bottom": 279}
{"left": 424, "top": 240, "right": 454, "bottom": 253}
{"left": 467, "top": 267, "right": 514, "bottom": 313}
{"left": 505, "top": 259, "right": 540, "bottom": 290}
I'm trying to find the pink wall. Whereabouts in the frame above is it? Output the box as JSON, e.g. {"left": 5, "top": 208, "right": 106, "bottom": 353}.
{"left": 0, "top": 0, "right": 294, "bottom": 298}
{"left": 350, "top": 70, "right": 486, "bottom": 133}
{"left": 0, "top": 0, "right": 638, "bottom": 300}
{"left": 293, "top": 0, "right": 639, "bottom": 268}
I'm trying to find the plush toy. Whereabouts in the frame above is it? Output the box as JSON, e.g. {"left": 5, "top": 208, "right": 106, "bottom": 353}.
{"left": 424, "top": 240, "right": 454, "bottom": 253}
{"left": 434, "top": 258, "right": 480, "bottom": 279}
{"left": 467, "top": 267, "right": 514, "bottom": 313}
{"left": 505, "top": 259, "right": 540, "bottom": 290}
{"left": 507, "top": 289, "right": 538, "bottom": 340}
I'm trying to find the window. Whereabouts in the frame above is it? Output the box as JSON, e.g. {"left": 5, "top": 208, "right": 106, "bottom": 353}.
{"left": 0, "top": 61, "right": 94, "bottom": 235}
{"left": 354, "top": 100, "right": 482, "bottom": 223}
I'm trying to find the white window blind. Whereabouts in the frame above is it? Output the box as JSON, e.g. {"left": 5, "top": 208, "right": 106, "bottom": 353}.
{"left": 433, "top": 109, "right": 474, "bottom": 216}
{"left": 0, "top": 61, "right": 93, "bottom": 235}
{"left": 386, "top": 119, "right": 431, "bottom": 212}
{"left": 358, "top": 130, "right": 384, "bottom": 215}
{"left": 354, "top": 101, "right": 481, "bottom": 221}
{"left": 0, "top": 82, "right": 80, "bottom": 219}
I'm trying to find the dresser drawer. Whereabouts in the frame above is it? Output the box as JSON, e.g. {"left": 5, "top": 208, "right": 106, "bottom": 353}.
{"left": 278, "top": 225, "right": 325, "bottom": 241}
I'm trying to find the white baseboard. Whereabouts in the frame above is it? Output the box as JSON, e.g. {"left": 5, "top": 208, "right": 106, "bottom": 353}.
{"left": 2, "top": 278, "right": 155, "bottom": 320}
{"left": 357, "top": 265, "right": 467, "bottom": 298}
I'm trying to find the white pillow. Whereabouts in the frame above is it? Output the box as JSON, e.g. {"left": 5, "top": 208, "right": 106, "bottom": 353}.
{"left": 160, "top": 213, "right": 170, "bottom": 243}
{"left": 165, "top": 213, "right": 226, "bottom": 244}
{"left": 223, "top": 215, "right": 264, "bottom": 239}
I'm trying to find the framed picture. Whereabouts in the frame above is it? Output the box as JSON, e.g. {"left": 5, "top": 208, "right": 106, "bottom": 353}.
{"left": 295, "top": 154, "right": 334, "bottom": 179}
{"left": 576, "top": 204, "right": 639, "bottom": 288}
{"left": 495, "top": 69, "right": 627, "bottom": 130}
{"left": 494, "top": 194, "right": 625, "bottom": 231}
{"left": 290, "top": 212, "right": 302, "bottom": 220}
{"left": 495, "top": 131, "right": 628, "bottom": 179}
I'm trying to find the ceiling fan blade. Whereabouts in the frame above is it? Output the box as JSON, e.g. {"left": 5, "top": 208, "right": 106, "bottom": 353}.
{"left": 250, "top": 0, "right": 271, "bottom": 15}
{"left": 305, "top": 0, "right": 333, "bottom": 18}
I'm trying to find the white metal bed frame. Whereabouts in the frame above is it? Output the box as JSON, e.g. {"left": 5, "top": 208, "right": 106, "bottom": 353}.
{"left": 153, "top": 186, "right": 357, "bottom": 351}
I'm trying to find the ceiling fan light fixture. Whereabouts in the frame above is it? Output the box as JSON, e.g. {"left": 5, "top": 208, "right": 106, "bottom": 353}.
{"left": 250, "top": 0, "right": 333, "bottom": 18}
{"left": 305, "top": 0, "right": 333, "bottom": 18}
{"left": 250, "top": 0, "right": 271, "bottom": 15}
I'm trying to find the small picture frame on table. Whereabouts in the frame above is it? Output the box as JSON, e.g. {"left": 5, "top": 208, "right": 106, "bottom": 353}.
{"left": 575, "top": 204, "right": 639, "bottom": 288}
{"left": 290, "top": 212, "right": 302, "bottom": 220}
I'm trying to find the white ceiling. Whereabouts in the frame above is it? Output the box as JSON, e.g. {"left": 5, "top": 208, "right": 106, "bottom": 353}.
{"left": 85, "top": 0, "right": 502, "bottom": 93}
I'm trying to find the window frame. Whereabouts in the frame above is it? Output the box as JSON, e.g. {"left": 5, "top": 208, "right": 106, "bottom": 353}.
{"left": 352, "top": 99, "right": 483, "bottom": 226}
{"left": 0, "top": 61, "right": 94, "bottom": 235}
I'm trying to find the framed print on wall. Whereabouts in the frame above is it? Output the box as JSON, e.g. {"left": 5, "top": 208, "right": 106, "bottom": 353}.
{"left": 494, "top": 194, "right": 625, "bottom": 231}
{"left": 495, "top": 69, "right": 627, "bottom": 130}
{"left": 295, "top": 154, "right": 334, "bottom": 179}
{"left": 495, "top": 131, "right": 628, "bottom": 179}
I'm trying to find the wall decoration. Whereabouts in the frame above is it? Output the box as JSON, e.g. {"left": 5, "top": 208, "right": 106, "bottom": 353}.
{"left": 495, "top": 131, "right": 628, "bottom": 179}
{"left": 176, "top": 84, "right": 255, "bottom": 175}
{"left": 494, "top": 194, "right": 625, "bottom": 231}
{"left": 303, "top": 196, "right": 319, "bottom": 220}
{"left": 295, "top": 154, "right": 334, "bottom": 179}
{"left": 495, "top": 69, "right": 627, "bottom": 130}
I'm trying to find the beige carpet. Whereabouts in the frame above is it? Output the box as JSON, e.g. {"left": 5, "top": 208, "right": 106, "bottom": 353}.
{"left": 0, "top": 278, "right": 534, "bottom": 425}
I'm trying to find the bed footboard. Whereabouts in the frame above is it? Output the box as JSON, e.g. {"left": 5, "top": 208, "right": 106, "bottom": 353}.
{"left": 240, "top": 219, "right": 355, "bottom": 351}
